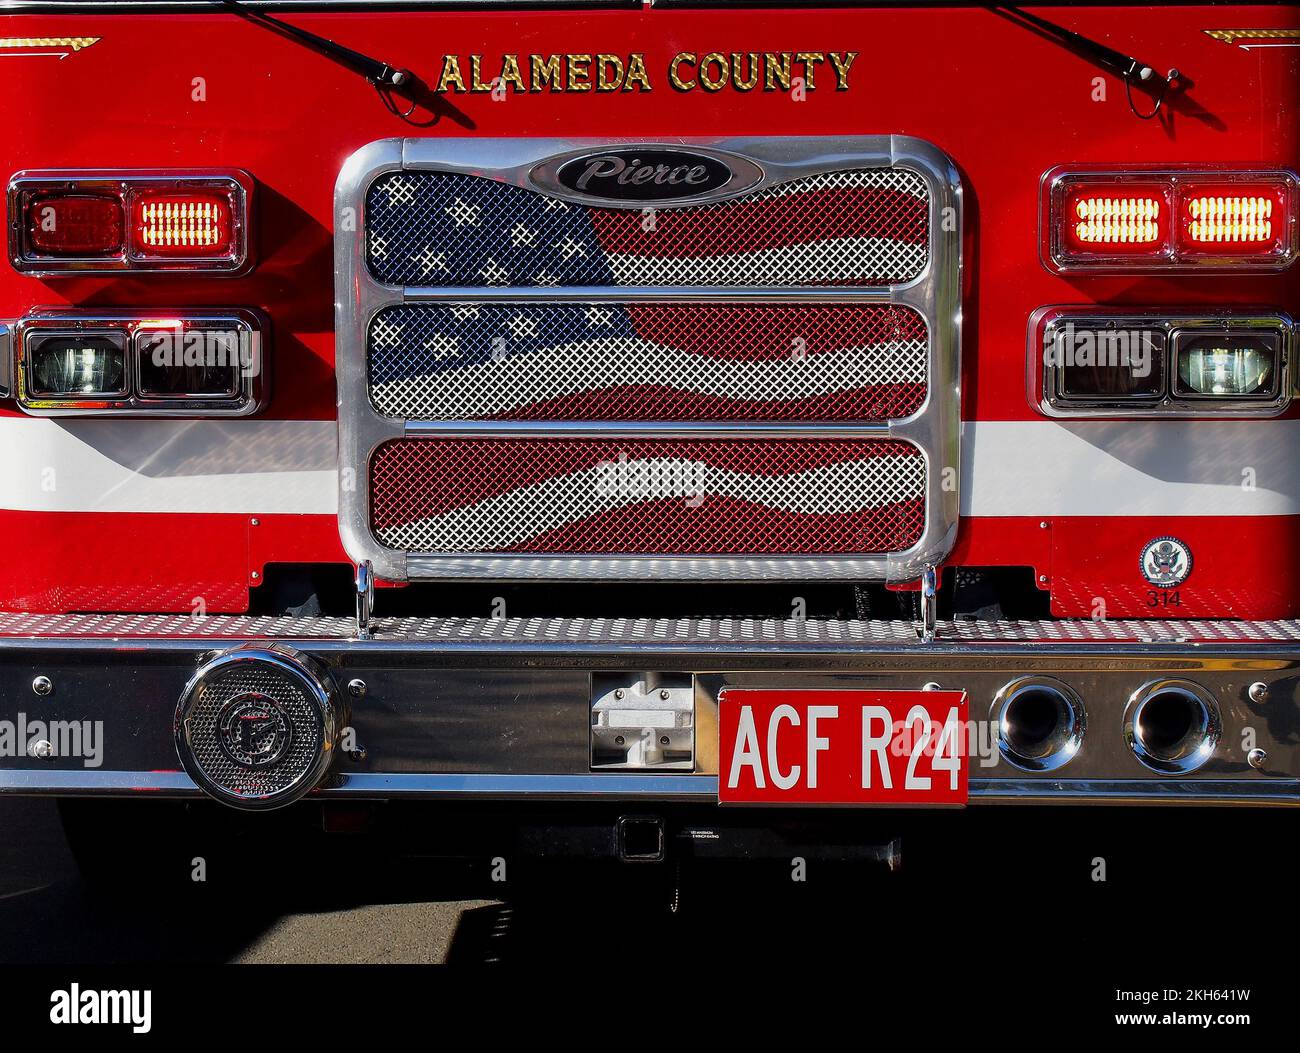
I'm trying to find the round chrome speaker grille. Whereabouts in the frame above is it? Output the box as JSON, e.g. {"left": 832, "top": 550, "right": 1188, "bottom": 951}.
{"left": 175, "top": 646, "right": 345, "bottom": 809}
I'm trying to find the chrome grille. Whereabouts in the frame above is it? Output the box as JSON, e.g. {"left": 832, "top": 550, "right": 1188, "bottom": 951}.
{"left": 365, "top": 168, "right": 931, "bottom": 288}
{"left": 369, "top": 438, "right": 926, "bottom": 555}
{"left": 367, "top": 302, "right": 929, "bottom": 421}
{"left": 336, "top": 137, "right": 962, "bottom": 582}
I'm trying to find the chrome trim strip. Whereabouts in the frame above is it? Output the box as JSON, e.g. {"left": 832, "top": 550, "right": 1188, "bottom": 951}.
{"left": 0, "top": 770, "right": 198, "bottom": 792}
{"left": 334, "top": 135, "right": 963, "bottom": 584}
{"left": 2, "top": 770, "right": 1296, "bottom": 804}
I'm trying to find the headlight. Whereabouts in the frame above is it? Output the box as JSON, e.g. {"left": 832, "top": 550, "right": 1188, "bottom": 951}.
{"left": 1173, "top": 330, "right": 1280, "bottom": 398}
{"left": 25, "top": 330, "right": 127, "bottom": 397}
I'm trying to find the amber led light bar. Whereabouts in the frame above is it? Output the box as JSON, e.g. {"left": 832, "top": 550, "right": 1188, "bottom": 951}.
{"left": 1041, "top": 167, "right": 1298, "bottom": 273}
{"left": 7, "top": 170, "right": 252, "bottom": 274}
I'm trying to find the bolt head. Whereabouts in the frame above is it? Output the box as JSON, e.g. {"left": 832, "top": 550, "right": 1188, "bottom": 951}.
{"left": 659, "top": 689, "right": 670, "bottom": 700}
{"left": 347, "top": 678, "right": 367, "bottom": 698}
{"left": 1247, "top": 681, "right": 1269, "bottom": 704}
{"left": 1248, "top": 748, "right": 1267, "bottom": 769}
{"left": 31, "top": 675, "right": 52, "bottom": 697}
{"left": 614, "top": 688, "right": 625, "bottom": 700}
{"left": 347, "top": 747, "right": 368, "bottom": 763}
{"left": 660, "top": 735, "right": 670, "bottom": 745}
{"left": 614, "top": 735, "right": 625, "bottom": 746}
{"left": 28, "top": 739, "right": 53, "bottom": 759}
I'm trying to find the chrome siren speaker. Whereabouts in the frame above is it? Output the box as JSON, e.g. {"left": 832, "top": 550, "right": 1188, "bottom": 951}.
{"left": 174, "top": 645, "right": 347, "bottom": 809}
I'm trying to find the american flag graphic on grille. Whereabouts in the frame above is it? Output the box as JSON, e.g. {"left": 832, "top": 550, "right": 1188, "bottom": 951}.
{"left": 367, "top": 302, "right": 928, "bottom": 421}
{"left": 365, "top": 168, "right": 930, "bottom": 288}
{"left": 370, "top": 439, "right": 927, "bottom": 555}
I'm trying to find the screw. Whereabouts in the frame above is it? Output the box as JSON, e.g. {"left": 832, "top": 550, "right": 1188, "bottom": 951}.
{"left": 28, "top": 739, "right": 53, "bottom": 759}
{"left": 250, "top": 571, "right": 260, "bottom": 581}
{"left": 1038, "top": 574, "right": 1049, "bottom": 584}
{"left": 922, "top": 681, "right": 941, "bottom": 692}
{"left": 660, "top": 735, "right": 670, "bottom": 745}
{"left": 347, "top": 746, "right": 368, "bottom": 763}
{"left": 614, "top": 689, "right": 625, "bottom": 700}
{"left": 250, "top": 518, "right": 260, "bottom": 526}
{"left": 1039, "top": 521, "right": 1049, "bottom": 529}
{"left": 659, "top": 689, "right": 670, "bottom": 700}
{"left": 1248, "top": 748, "right": 1267, "bottom": 769}
{"left": 614, "top": 735, "right": 625, "bottom": 746}
{"left": 31, "top": 675, "right": 52, "bottom": 697}
{"left": 1247, "top": 681, "right": 1269, "bottom": 704}
{"left": 348, "top": 678, "right": 367, "bottom": 698}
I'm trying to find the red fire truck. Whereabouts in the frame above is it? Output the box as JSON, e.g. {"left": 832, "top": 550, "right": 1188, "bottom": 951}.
{"left": 0, "top": 0, "right": 1297, "bottom": 870}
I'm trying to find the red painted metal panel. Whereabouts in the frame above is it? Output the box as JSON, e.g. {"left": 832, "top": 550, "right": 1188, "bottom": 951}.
{"left": 0, "top": 4, "right": 1296, "bottom": 615}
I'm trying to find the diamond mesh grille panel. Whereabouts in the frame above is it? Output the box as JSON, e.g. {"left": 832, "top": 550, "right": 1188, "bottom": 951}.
{"left": 365, "top": 168, "right": 930, "bottom": 287}
{"left": 182, "top": 664, "right": 322, "bottom": 802}
{"left": 367, "top": 302, "right": 928, "bottom": 421}
{"left": 369, "top": 438, "right": 926, "bottom": 555}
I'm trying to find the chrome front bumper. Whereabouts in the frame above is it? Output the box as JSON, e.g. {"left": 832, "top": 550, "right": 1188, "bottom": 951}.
{"left": 0, "top": 613, "right": 1298, "bottom": 805}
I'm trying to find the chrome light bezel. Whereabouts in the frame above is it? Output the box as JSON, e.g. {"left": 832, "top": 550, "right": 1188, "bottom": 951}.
{"left": 7, "top": 169, "right": 253, "bottom": 275}
{"left": 11, "top": 308, "right": 267, "bottom": 417}
{"left": 1028, "top": 307, "right": 1293, "bottom": 419}
{"left": 1040, "top": 165, "right": 1300, "bottom": 274}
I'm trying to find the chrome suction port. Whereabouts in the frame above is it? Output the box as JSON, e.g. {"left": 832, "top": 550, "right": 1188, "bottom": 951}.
{"left": 992, "top": 675, "right": 1087, "bottom": 772}
{"left": 1125, "top": 679, "right": 1221, "bottom": 775}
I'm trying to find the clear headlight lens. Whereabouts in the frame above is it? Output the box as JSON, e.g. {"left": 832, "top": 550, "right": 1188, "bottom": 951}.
{"left": 1174, "top": 331, "right": 1279, "bottom": 398}
{"left": 26, "top": 331, "right": 127, "bottom": 396}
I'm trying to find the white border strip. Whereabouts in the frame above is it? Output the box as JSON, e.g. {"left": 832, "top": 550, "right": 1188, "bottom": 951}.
{"left": 960, "top": 420, "right": 1300, "bottom": 517}
{"left": 0, "top": 417, "right": 338, "bottom": 514}
{"left": 0, "top": 417, "right": 1297, "bottom": 517}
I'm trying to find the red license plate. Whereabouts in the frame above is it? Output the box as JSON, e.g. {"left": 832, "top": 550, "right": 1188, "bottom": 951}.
{"left": 718, "top": 689, "right": 969, "bottom": 805}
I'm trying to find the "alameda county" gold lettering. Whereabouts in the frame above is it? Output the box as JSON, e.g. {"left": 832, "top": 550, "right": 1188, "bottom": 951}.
{"left": 433, "top": 51, "right": 857, "bottom": 94}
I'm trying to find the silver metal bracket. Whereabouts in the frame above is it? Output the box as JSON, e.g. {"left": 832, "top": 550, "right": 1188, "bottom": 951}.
{"left": 354, "top": 560, "right": 375, "bottom": 640}
{"left": 918, "top": 565, "right": 938, "bottom": 643}
{"left": 591, "top": 673, "right": 695, "bottom": 770}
